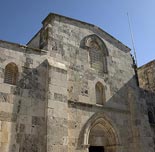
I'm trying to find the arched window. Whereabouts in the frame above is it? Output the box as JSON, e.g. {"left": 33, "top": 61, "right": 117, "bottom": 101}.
{"left": 80, "top": 34, "right": 108, "bottom": 74}
{"left": 148, "top": 111, "right": 154, "bottom": 124}
{"left": 95, "top": 82, "right": 105, "bottom": 105}
{"left": 89, "top": 41, "right": 104, "bottom": 72}
{"left": 4, "top": 63, "right": 18, "bottom": 85}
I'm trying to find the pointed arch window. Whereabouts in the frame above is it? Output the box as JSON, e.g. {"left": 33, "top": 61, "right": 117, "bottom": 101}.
{"left": 80, "top": 34, "right": 108, "bottom": 74}
{"left": 95, "top": 82, "right": 105, "bottom": 105}
{"left": 89, "top": 40, "right": 104, "bottom": 72}
{"left": 4, "top": 63, "right": 18, "bottom": 85}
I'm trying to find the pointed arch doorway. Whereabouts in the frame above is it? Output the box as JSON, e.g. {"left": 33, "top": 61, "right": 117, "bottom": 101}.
{"left": 88, "top": 123, "right": 106, "bottom": 152}
{"left": 81, "top": 113, "right": 120, "bottom": 152}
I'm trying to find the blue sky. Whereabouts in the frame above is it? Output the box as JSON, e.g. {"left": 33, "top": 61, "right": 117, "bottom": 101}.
{"left": 0, "top": 0, "right": 154, "bottom": 66}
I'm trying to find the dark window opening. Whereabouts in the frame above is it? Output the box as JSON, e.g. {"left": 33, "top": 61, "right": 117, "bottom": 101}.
{"left": 95, "top": 82, "right": 105, "bottom": 105}
{"left": 4, "top": 63, "right": 18, "bottom": 85}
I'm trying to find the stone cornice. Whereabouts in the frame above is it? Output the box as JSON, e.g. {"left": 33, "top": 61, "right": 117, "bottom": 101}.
{"left": 68, "top": 100, "right": 130, "bottom": 114}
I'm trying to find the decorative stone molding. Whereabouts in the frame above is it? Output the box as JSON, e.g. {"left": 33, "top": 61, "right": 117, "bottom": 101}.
{"left": 80, "top": 112, "right": 121, "bottom": 152}
{"left": 80, "top": 34, "right": 109, "bottom": 56}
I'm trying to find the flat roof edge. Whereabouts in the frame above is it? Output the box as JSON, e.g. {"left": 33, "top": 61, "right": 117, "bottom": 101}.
{"left": 138, "top": 60, "right": 155, "bottom": 69}
{"left": 0, "top": 39, "right": 47, "bottom": 53}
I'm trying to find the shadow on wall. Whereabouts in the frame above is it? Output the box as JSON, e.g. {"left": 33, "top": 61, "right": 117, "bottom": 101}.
{"left": 142, "top": 89, "right": 155, "bottom": 130}
{"left": 0, "top": 60, "right": 48, "bottom": 152}
{"left": 66, "top": 75, "right": 153, "bottom": 152}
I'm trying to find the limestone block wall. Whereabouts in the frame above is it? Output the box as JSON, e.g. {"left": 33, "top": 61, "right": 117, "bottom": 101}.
{"left": 41, "top": 14, "right": 134, "bottom": 109}
{"left": 0, "top": 13, "right": 154, "bottom": 152}
{"left": 0, "top": 41, "right": 48, "bottom": 152}
{"left": 67, "top": 104, "right": 132, "bottom": 152}
{"left": 138, "top": 61, "right": 155, "bottom": 151}
{"left": 39, "top": 14, "right": 154, "bottom": 152}
{"left": 46, "top": 58, "right": 68, "bottom": 151}
{"left": 138, "top": 60, "right": 155, "bottom": 92}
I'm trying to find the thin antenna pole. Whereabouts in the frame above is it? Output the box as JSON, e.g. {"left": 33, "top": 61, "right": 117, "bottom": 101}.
{"left": 127, "top": 13, "right": 138, "bottom": 66}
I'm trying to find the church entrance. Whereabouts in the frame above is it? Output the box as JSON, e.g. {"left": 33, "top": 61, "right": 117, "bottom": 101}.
{"left": 82, "top": 113, "right": 120, "bottom": 152}
{"left": 89, "top": 146, "right": 104, "bottom": 152}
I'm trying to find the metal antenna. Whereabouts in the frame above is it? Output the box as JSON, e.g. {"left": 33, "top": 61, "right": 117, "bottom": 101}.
{"left": 127, "top": 12, "right": 138, "bottom": 66}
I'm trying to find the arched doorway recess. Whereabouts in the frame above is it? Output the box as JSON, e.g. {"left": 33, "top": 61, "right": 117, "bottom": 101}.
{"left": 81, "top": 113, "right": 121, "bottom": 152}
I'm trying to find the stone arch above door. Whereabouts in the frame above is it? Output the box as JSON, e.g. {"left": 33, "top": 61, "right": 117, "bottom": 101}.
{"left": 81, "top": 112, "right": 121, "bottom": 152}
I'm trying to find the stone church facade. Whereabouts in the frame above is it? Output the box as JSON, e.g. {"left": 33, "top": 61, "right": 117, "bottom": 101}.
{"left": 0, "top": 13, "right": 155, "bottom": 152}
